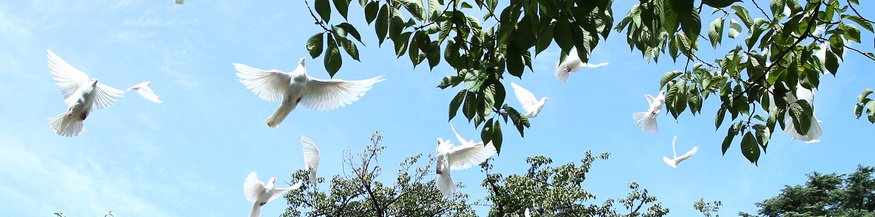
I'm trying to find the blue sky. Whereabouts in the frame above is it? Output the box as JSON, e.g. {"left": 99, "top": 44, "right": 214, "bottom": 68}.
{"left": 1, "top": 0, "right": 873, "bottom": 216}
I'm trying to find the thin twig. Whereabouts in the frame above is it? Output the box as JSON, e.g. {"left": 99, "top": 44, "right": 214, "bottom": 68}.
{"left": 847, "top": 0, "right": 875, "bottom": 24}
{"left": 751, "top": 0, "right": 772, "bottom": 21}
{"left": 304, "top": 0, "right": 332, "bottom": 32}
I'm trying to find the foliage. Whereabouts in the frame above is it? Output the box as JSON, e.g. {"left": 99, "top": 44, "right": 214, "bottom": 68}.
{"left": 281, "top": 132, "right": 677, "bottom": 216}
{"left": 53, "top": 211, "right": 114, "bottom": 217}
{"left": 282, "top": 131, "right": 477, "bottom": 216}
{"left": 693, "top": 198, "right": 722, "bottom": 217}
{"left": 301, "top": 0, "right": 875, "bottom": 163}
{"left": 479, "top": 152, "right": 669, "bottom": 217}
{"left": 855, "top": 88, "right": 875, "bottom": 123}
{"left": 739, "top": 165, "right": 875, "bottom": 217}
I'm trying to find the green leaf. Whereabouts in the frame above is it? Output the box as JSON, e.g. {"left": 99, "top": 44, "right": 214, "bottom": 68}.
{"left": 394, "top": 32, "right": 411, "bottom": 57}
{"left": 660, "top": 71, "right": 683, "bottom": 89}
{"left": 492, "top": 121, "right": 502, "bottom": 154}
{"left": 462, "top": 91, "right": 477, "bottom": 121}
{"left": 752, "top": 124, "right": 770, "bottom": 152}
{"left": 338, "top": 37, "right": 360, "bottom": 61}
{"left": 316, "top": 0, "right": 332, "bottom": 22}
{"left": 365, "top": 1, "right": 379, "bottom": 24}
{"left": 845, "top": 15, "right": 874, "bottom": 33}
{"left": 399, "top": 0, "right": 425, "bottom": 21}
{"left": 741, "top": 132, "right": 760, "bottom": 165}
{"left": 506, "top": 43, "right": 524, "bottom": 78}
{"left": 426, "top": 41, "right": 440, "bottom": 70}
{"left": 428, "top": 0, "right": 441, "bottom": 19}
{"left": 788, "top": 99, "right": 814, "bottom": 135}
{"left": 858, "top": 89, "right": 873, "bottom": 102}
{"left": 336, "top": 23, "right": 363, "bottom": 44}
{"left": 716, "top": 106, "right": 727, "bottom": 129}
{"left": 375, "top": 5, "right": 389, "bottom": 46}
{"left": 333, "top": 0, "right": 350, "bottom": 20}
{"left": 708, "top": 17, "right": 724, "bottom": 49}
{"left": 307, "top": 33, "right": 324, "bottom": 58}
{"left": 728, "top": 18, "right": 742, "bottom": 38}
{"left": 389, "top": 10, "right": 405, "bottom": 41}
{"left": 481, "top": 118, "right": 494, "bottom": 147}
{"left": 702, "top": 0, "right": 741, "bottom": 8}
{"left": 324, "top": 35, "right": 342, "bottom": 77}
{"left": 448, "top": 90, "right": 465, "bottom": 121}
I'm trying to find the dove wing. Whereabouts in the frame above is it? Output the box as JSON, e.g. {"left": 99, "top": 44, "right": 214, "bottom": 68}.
{"left": 645, "top": 94, "right": 655, "bottom": 106}
{"left": 92, "top": 83, "right": 125, "bottom": 110}
{"left": 48, "top": 50, "right": 90, "bottom": 106}
{"left": 234, "top": 63, "right": 291, "bottom": 102}
{"left": 447, "top": 141, "right": 496, "bottom": 171}
{"left": 267, "top": 180, "right": 301, "bottom": 203}
{"left": 301, "top": 136, "right": 321, "bottom": 183}
{"left": 449, "top": 125, "right": 473, "bottom": 147}
{"left": 676, "top": 146, "right": 699, "bottom": 162}
{"left": 135, "top": 85, "right": 162, "bottom": 104}
{"left": 300, "top": 75, "right": 385, "bottom": 111}
{"left": 243, "top": 171, "right": 265, "bottom": 203}
{"left": 511, "top": 82, "right": 538, "bottom": 114}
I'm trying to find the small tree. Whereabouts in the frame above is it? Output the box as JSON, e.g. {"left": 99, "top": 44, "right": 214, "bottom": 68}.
{"left": 739, "top": 165, "right": 875, "bottom": 216}
{"left": 480, "top": 153, "right": 669, "bottom": 217}
{"left": 282, "top": 131, "right": 476, "bottom": 217}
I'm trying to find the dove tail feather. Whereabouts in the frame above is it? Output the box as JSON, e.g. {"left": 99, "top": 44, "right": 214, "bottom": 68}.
{"left": 632, "top": 112, "right": 658, "bottom": 133}
{"left": 249, "top": 203, "right": 261, "bottom": 217}
{"left": 554, "top": 67, "right": 570, "bottom": 83}
{"left": 266, "top": 102, "right": 295, "bottom": 128}
{"left": 48, "top": 113, "right": 85, "bottom": 137}
{"left": 436, "top": 173, "right": 456, "bottom": 196}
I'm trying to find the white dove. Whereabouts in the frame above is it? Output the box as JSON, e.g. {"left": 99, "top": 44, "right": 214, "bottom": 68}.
{"left": 243, "top": 171, "right": 302, "bottom": 217}
{"left": 554, "top": 47, "right": 609, "bottom": 82}
{"left": 510, "top": 82, "right": 548, "bottom": 118}
{"left": 46, "top": 50, "right": 125, "bottom": 137}
{"left": 662, "top": 135, "right": 698, "bottom": 168}
{"left": 301, "top": 135, "right": 321, "bottom": 185}
{"left": 783, "top": 85, "right": 823, "bottom": 143}
{"left": 435, "top": 125, "right": 498, "bottom": 196}
{"left": 126, "top": 81, "right": 162, "bottom": 104}
{"left": 234, "top": 58, "right": 385, "bottom": 128}
{"left": 632, "top": 90, "right": 666, "bottom": 133}
{"left": 525, "top": 208, "right": 531, "bottom": 217}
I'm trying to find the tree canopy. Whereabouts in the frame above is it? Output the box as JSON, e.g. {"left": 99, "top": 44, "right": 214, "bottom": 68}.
{"left": 299, "top": 0, "right": 875, "bottom": 164}
{"left": 282, "top": 131, "right": 675, "bottom": 216}
{"left": 739, "top": 165, "right": 875, "bottom": 216}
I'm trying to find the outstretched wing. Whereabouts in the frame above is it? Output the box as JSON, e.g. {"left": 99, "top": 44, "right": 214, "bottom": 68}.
{"left": 511, "top": 82, "right": 538, "bottom": 114}
{"left": 301, "top": 75, "right": 385, "bottom": 111}
{"left": 92, "top": 82, "right": 125, "bottom": 110}
{"left": 301, "top": 136, "right": 321, "bottom": 184}
{"left": 268, "top": 180, "right": 302, "bottom": 202}
{"left": 447, "top": 141, "right": 497, "bottom": 171}
{"left": 242, "top": 171, "right": 265, "bottom": 203}
{"left": 47, "top": 50, "right": 90, "bottom": 106}
{"left": 234, "top": 63, "right": 291, "bottom": 102}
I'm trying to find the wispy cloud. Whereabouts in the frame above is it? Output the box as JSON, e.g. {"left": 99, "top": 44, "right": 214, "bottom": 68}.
{"left": 0, "top": 135, "right": 173, "bottom": 217}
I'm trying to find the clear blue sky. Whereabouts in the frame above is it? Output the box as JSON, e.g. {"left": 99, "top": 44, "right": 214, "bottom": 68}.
{"left": 1, "top": 0, "right": 873, "bottom": 216}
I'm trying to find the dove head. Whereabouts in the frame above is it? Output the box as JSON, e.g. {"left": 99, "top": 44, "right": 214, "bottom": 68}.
{"left": 297, "top": 57, "right": 306, "bottom": 66}
{"left": 89, "top": 78, "right": 99, "bottom": 87}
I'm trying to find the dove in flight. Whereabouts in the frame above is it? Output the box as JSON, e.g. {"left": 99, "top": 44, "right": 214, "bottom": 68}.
{"left": 126, "top": 81, "right": 162, "bottom": 104}
{"left": 783, "top": 85, "right": 823, "bottom": 143}
{"left": 234, "top": 58, "right": 385, "bottom": 128}
{"left": 435, "top": 125, "right": 498, "bottom": 196}
{"left": 662, "top": 135, "right": 698, "bottom": 168}
{"left": 46, "top": 50, "right": 125, "bottom": 137}
{"left": 632, "top": 90, "right": 666, "bottom": 133}
{"left": 243, "top": 171, "right": 302, "bottom": 217}
{"left": 554, "top": 47, "right": 609, "bottom": 82}
{"left": 301, "top": 135, "right": 321, "bottom": 185}
{"left": 510, "top": 82, "right": 548, "bottom": 118}
{"left": 525, "top": 208, "right": 531, "bottom": 217}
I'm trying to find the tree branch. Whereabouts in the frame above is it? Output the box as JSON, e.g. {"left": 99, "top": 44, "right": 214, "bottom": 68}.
{"left": 305, "top": 0, "right": 332, "bottom": 32}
